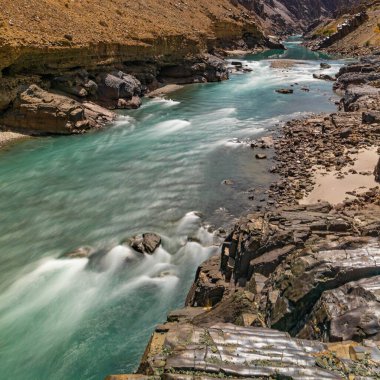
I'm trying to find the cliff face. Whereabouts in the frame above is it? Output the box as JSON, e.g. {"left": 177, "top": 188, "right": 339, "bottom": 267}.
{"left": 0, "top": 0, "right": 266, "bottom": 76}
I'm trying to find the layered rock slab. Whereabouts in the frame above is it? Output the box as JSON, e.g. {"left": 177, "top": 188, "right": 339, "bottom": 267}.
{"left": 139, "top": 323, "right": 341, "bottom": 379}
{"left": 0, "top": 85, "right": 115, "bottom": 134}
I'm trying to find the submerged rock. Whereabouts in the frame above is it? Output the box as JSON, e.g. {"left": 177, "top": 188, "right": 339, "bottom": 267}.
{"left": 255, "top": 153, "right": 267, "bottom": 159}
{"left": 96, "top": 71, "right": 142, "bottom": 109}
{"left": 320, "top": 62, "right": 331, "bottom": 69}
{"left": 276, "top": 88, "right": 293, "bottom": 94}
{"left": 0, "top": 85, "right": 115, "bottom": 134}
{"left": 61, "top": 246, "right": 93, "bottom": 259}
{"left": 126, "top": 233, "right": 162, "bottom": 255}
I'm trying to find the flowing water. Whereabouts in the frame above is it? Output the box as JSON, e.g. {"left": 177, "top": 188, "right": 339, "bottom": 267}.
{"left": 0, "top": 38, "right": 344, "bottom": 379}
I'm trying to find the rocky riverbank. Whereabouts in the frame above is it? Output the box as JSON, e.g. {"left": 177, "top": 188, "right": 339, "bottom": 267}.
{"left": 107, "top": 52, "right": 380, "bottom": 380}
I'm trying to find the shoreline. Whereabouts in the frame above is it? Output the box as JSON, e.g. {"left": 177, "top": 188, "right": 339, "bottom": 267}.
{"left": 109, "top": 53, "right": 380, "bottom": 379}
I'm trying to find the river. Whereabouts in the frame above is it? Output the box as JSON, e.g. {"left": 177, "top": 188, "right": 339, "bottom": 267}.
{"left": 0, "top": 38, "right": 344, "bottom": 379}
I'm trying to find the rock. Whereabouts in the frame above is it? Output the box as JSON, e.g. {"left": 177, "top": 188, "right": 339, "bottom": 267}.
{"left": 298, "top": 275, "right": 380, "bottom": 342}
{"left": 0, "top": 85, "right": 115, "bottom": 134}
{"left": 375, "top": 157, "right": 380, "bottom": 183}
{"left": 320, "top": 62, "right": 331, "bottom": 69}
{"left": 260, "top": 239, "right": 380, "bottom": 335}
{"left": 276, "top": 88, "right": 293, "bottom": 94}
{"left": 96, "top": 71, "right": 142, "bottom": 108}
{"left": 231, "top": 61, "right": 243, "bottom": 67}
{"left": 117, "top": 96, "right": 142, "bottom": 109}
{"left": 363, "top": 111, "right": 380, "bottom": 124}
{"left": 255, "top": 153, "right": 267, "bottom": 159}
{"left": 127, "top": 233, "right": 161, "bottom": 255}
{"left": 186, "top": 255, "right": 228, "bottom": 307}
{"left": 313, "top": 73, "right": 335, "bottom": 81}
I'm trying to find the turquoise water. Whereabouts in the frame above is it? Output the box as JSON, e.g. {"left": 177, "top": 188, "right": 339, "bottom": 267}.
{"left": 0, "top": 40, "right": 343, "bottom": 379}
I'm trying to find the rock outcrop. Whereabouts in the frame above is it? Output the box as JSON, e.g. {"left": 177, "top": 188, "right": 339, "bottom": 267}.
{"left": 126, "top": 233, "right": 162, "bottom": 255}
{"left": 0, "top": 85, "right": 115, "bottom": 134}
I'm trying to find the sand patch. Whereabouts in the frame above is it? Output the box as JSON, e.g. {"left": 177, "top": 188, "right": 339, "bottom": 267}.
{"left": 300, "top": 146, "right": 379, "bottom": 205}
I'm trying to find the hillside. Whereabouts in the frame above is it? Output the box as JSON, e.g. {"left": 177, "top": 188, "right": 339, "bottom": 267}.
{"left": 0, "top": 0, "right": 266, "bottom": 75}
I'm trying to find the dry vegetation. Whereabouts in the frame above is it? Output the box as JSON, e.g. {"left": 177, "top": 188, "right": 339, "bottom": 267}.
{"left": 0, "top": 0, "right": 257, "bottom": 47}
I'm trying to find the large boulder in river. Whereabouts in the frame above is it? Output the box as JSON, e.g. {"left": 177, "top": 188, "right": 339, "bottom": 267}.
{"left": 61, "top": 246, "right": 94, "bottom": 259}
{"left": 127, "top": 233, "right": 161, "bottom": 255}
{"left": 0, "top": 85, "right": 116, "bottom": 134}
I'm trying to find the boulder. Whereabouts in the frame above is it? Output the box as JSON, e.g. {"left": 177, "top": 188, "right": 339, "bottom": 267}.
{"left": 275, "top": 88, "right": 293, "bottom": 94}
{"left": 0, "top": 85, "right": 115, "bottom": 134}
{"left": 117, "top": 96, "right": 142, "bottom": 109}
{"left": 51, "top": 69, "right": 98, "bottom": 98}
{"left": 185, "top": 255, "right": 227, "bottom": 307}
{"left": 96, "top": 71, "right": 142, "bottom": 108}
{"left": 127, "top": 233, "right": 161, "bottom": 255}
{"left": 0, "top": 75, "right": 45, "bottom": 112}
{"left": 255, "top": 153, "right": 267, "bottom": 159}
{"left": 320, "top": 62, "right": 331, "bottom": 69}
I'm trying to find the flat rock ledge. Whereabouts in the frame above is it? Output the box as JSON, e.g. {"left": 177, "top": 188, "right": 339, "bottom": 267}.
{"left": 108, "top": 323, "right": 379, "bottom": 379}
